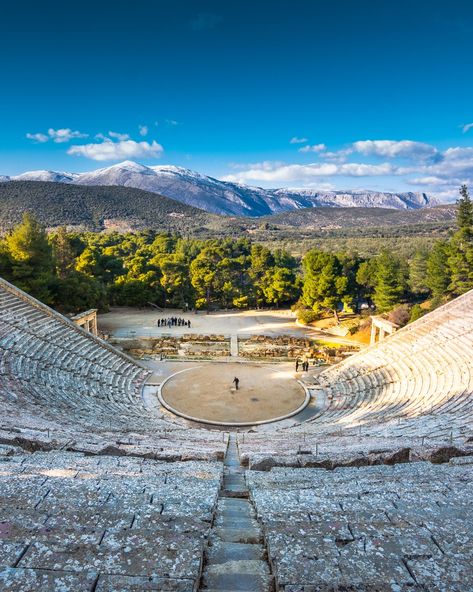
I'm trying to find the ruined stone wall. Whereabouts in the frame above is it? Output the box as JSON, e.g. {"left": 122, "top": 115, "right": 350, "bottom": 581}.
{"left": 238, "top": 335, "right": 357, "bottom": 361}
{"left": 111, "top": 334, "right": 231, "bottom": 359}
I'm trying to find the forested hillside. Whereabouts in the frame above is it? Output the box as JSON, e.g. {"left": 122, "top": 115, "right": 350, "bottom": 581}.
{"left": 0, "top": 186, "right": 471, "bottom": 321}
{"left": 0, "top": 182, "right": 457, "bottom": 241}
{"left": 0, "top": 181, "right": 221, "bottom": 233}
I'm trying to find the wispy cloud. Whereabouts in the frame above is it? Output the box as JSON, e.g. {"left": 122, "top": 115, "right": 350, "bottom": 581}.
{"left": 26, "top": 132, "right": 49, "bottom": 143}
{"left": 190, "top": 13, "right": 223, "bottom": 31}
{"left": 26, "top": 128, "right": 88, "bottom": 143}
{"left": 299, "top": 143, "right": 326, "bottom": 153}
{"left": 352, "top": 139, "right": 438, "bottom": 161}
{"left": 289, "top": 136, "right": 308, "bottom": 144}
{"left": 138, "top": 125, "right": 148, "bottom": 137}
{"left": 108, "top": 131, "right": 130, "bottom": 141}
{"left": 222, "top": 162, "right": 395, "bottom": 184}
{"left": 222, "top": 137, "right": 473, "bottom": 200}
{"left": 462, "top": 122, "right": 473, "bottom": 133}
{"left": 67, "top": 138, "right": 163, "bottom": 161}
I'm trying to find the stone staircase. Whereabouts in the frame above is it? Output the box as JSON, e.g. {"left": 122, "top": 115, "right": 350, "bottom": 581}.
{"left": 199, "top": 434, "right": 274, "bottom": 591}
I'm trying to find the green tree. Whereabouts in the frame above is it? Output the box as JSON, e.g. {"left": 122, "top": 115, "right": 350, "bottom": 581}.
{"left": 302, "top": 249, "right": 348, "bottom": 321}
{"left": 356, "top": 258, "right": 378, "bottom": 302}
{"left": 408, "top": 249, "right": 430, "bottom": 297}
{"left": 426, "top": 241, "right": 451, "bottom": 301}
{"left": 456, "top": 184, "right": 473, "bottom": 233}
{"left": 261, "top": 267, "right": 300, "bottom": 307}
{"left": 4, "top": 213, "right": 54, "bottom": 302}
{"left": 447, "top": 185, "right": 473, "bottom": 295}
{"left": 190, "top": 246, "right": 222, "bottom": 309}
{"left": 51, "top": 226, "right": 75, "bottom": 279}
{"left": 373, "top": 250, "right": 407, "bottom": 313}
{"left": 159, "top": 255, "right": 194, "bottom": 308}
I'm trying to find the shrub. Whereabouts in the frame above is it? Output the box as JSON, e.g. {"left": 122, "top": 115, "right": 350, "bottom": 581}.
{"left": 297, "top": 309, "right": 320, "bottom": 325}
{"left": 409, "top": 303, "right": 425, "bottom": 323}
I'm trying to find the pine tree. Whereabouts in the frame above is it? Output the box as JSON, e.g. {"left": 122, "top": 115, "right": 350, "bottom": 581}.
{"left": 373, "top": 250, "right": 406, "bottom": 313}
{"left": 448, "top": 185, "right": 473, "bottom": 295}
{"left": 52, "top": 227, "right": 75, "bottom": 279}
{"left": 456, "top": 184, "right": 473, "bottom": 234}
{"left": 5, "top": 213, "right": 54, "bottom": 301}
{"left": 302, "top": 249, "right": 348, "bottom": 321}
{"left": 409, "top": 249, "right": 429, "bottom": 296}
{"left": 426, "top": 241, "right": 451, "bottom": 301}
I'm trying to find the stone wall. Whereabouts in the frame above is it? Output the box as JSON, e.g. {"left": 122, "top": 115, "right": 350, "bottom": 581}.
{"left": 111, "top": 334, "right": 231, "bottom": 359}
{"left": 238, "top": 335, "right": 358, "bottom": 361}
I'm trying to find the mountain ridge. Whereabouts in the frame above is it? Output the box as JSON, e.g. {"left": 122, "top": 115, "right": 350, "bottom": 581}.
{"left": 0, "top": 181, "right": 455, "bottom": 237}
{"left": 0, "top": 160, "right": 438, "bottom": 217}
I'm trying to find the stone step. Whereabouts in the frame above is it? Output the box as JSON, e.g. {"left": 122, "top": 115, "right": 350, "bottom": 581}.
{"left": 220, "top": 489, "right": 249, "bottom": 499}
{"left": 214, "top": 515, "right": 259, "bottom": 529}
{"left": 206, "top": 559, "right": 270, "bottom": 576}
{"left": 205, "top": 541, "right": 266, "bottom": 564}
{"left": 218, "top": 498, "right": 252, "bottom": 510}
{"left": 201, "top": 572, "right": 274, "bottom": 592}
{"left": 222, "top": 480, "right": 247, "bottom": 491}
{"left": 224, "top": 458, "right": 240, "bottom": 468}
{"left": 217, "top": 506, "right": 256, "bottom": 520}
{"left": 213, "top": 526, "right": 262, "bottom": 544}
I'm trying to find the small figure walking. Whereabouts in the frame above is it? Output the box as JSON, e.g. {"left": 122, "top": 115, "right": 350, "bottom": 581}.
{"left": 232, "top": 376, "right": 240, "bottom": 391}
{"left": 295, "top": 358, "right": 300, "bottom": 372}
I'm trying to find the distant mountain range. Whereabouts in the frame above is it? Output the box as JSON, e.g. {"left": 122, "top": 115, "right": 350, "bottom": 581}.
{"left": 0, "top": 181, "right": 456, "bottom": 236}
{"left": 0, "top": 160, "right": 438, "bottom": 217}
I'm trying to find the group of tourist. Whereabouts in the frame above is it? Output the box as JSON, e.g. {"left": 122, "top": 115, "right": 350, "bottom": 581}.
{"left": 295, "top": 358, "right": 310, "bottom": 372}
{"left": 157, "top": 317, "right": 192, "bottom": 329}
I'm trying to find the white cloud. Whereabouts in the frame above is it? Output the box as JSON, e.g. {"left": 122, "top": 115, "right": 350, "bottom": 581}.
{"left": 290, "top": 136, "right": 308, "bottom": 144}
{"left": 462, "top": 123, "right": 473, "bottom": 133}
{"left": 108, "top": 131, "right": 130, "bottom": 141}
{"left": 408, "top": 176, "right": 448, "bottom": 186}
{"left": 26, "top": 132, "right": 49, "bottom": 143}
{"left": 298, "top": 143, "right": 326, "bottom": 153}
{"left": 26, "top": 128, "right": 87, "bottom": 143}
{"left": 67, "top": 138, "right": 164, "bottom": 161}
{"left": 222, "top": 161, "right": 396, "bottom": 184}
{"left": 139, "top": 125, "right": 148, "bottom": 137}
{"left": 165, "top": 119, "right": 180, "bottom": 126}
{"left": 221, "top": 138, "right": 473, "bottom": 199}
{"left": 353, "top": 139, "right": 438, "bottom": 160}
{"left": 47, "top": 128, "right": 88, "bottom": 143}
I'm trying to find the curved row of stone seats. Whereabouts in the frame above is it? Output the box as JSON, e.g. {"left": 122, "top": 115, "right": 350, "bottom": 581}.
{"left": 0, "top": 447, "right": 222, "bottom": 591}
{"left": 0, "top": 277, "right": 227, "bottom": 461}
{"left": 246, "top": 458, "right": 473, "bottom": 591}
{"left": 239, "top": 289, "right": 473, "bottom": 466}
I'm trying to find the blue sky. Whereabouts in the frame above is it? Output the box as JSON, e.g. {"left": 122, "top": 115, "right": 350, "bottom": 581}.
{"left": 1, "top": 0, "right": 473, "bottom": 199}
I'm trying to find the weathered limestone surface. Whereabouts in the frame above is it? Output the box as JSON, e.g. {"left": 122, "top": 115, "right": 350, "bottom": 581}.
{"left": 247, "top": 461, "right": 473, "bottom": 590}
{"left": 0, "top": 450, "right": 222, "bottom": 591}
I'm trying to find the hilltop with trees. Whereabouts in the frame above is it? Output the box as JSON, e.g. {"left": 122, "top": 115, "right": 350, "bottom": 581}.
{"left": 0, "top": 186, "right": 471, "bottom": 325}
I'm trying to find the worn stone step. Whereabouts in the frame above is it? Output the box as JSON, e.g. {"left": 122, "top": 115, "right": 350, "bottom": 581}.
{"left": 201, "top": 572, "right": 274, "bottom": 591}
{"left": 220, "top": 489, "right": 249, "bottom": 499}
{"left": 223, "top": 474, "right": 246, "bottom": 484}
{"left": 205, "top": 541, "right": 266, "bottom": 564}
{"left": 206, "top": 559, "right": 270, "bottom": 576}
{"left": 218, "top": 498, "right": 252, "bottom": 510}
{"left": 213, "top": 526, "right": 262, "bottom": 544}
{"left": 224, "top": 458, "right": 240, "bottom": 468}
{"left": 214, "top": 515, "right": 259, "bottom": 529}
{"left": 217, "top": 507, "right": 256, "bottom": 520}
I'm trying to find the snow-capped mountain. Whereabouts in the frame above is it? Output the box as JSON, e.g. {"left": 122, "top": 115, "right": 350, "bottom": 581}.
{"left": 9, "top": 170, "right": 80, "bottom": 183}
{"left": 0, "top": 161, "right": 438, "bottom": 216}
